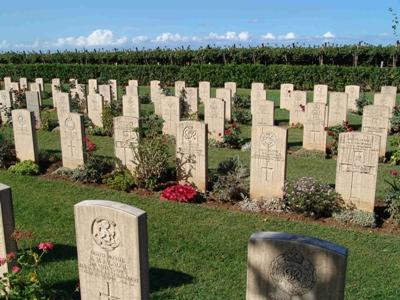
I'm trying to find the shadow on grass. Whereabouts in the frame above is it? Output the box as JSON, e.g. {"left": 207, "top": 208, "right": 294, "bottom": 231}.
{"left": 150, "top": 267, "right": 194, "bottom": 293}
{"left": 51, "top": 280, "right": 80, "bottom": 300}
{"left": 43, "top": 244, "right": 77, "bottom": 263}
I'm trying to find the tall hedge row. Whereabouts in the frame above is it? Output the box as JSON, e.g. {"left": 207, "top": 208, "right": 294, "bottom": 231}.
{"left": 1, "top": 64, "right": 400, "bottom": 91}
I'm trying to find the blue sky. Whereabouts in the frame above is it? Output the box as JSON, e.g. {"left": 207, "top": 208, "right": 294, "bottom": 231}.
{"left": 0, "top": 0, "right": 399, "bottom": 50}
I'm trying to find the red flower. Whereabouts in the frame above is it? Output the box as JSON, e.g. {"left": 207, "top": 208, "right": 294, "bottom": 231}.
{"left": 6, "top": 252, "right": 15, "bottom": 260}
{"left": 299, "top": 104, "right": 305, "bottom": 112}
{"left": 161, "top": 184, "right": 197, "bottom": 203}
{"left": 12, "top": 266, "right": 21, "bottom": 273}
{"left": 224, "top": 129, "right": 232, "bottom": 135}
{"left": 38, "top": 242, "right": 54, "bottom": 252}
{"left": 0, "top": 258, "right": 7, "bottom": 266}
{"left": 83, "top": 136, "right": 97, "bottom": 152}
{"left": 324, "top": 127, "right": 329, "bottom": 131}
{"left": 328, "top": 131, "right": 334, "bottom": 137}
{"left": 390, "top": 170, "right": 398, "bottom": 177}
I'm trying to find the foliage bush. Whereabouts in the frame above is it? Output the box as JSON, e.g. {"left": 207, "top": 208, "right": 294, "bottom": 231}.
{"left": 333, "top": 210, "right": 377, "bottom": 228}
{"left": 385, "top": 169, "right": 400, "bottom": 224}
{"left": 161, "top": 184, "right": 197, "bottom": 203}
{"left": 325, "top": 121, "right": 354, "bottom": 156}
{"left": 232, "top": 95, "right": 250, "bottom": 109}
{"left": 222, "top": 122, "right": 243, "bottom": 149}
{"left": 103, "top": 169, "right": 135, "bottom": 192}
{"left": 283, "top": 177, "right": 344, "bottom": 218}
{"left": 0, "top": 133, "right": 16, "bottom": 168}
{"left": 9, "top": 160, "right": 40, "bottom": 176}
{"left": 71, "top": 155, "right": 113, "bottom": 183}
{"left": 389, "top": 134, "right": 400, "bottom": 165}
{"left": 390, "top": 105, "right": 400, "bottom": 133}
{"left": 139, "top": 94, "right": 151, "bottom": 104}
{"left": 233, "top": 109, "right": 252, "bottom": 125}
{"left": 356, "top": 92, "right": 372, "bottom": 115}
{"left": 41, "top": 109, "right": 58, "bottom": 131}
{"left": 139, "top": 114, "right": 163, "bottom": 138}
{"left": 210, "top": 157, "right": 249, "bottom": 202}
{"left": 1, "top": 64, "right": 400, "bottom": 91}
{"left": 100, "top": 100, "right": 123, "bottom": 136}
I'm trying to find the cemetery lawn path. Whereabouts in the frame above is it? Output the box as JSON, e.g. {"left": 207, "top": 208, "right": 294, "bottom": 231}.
{"left": 0, "top": 171, "right": 399, "bottom": 300}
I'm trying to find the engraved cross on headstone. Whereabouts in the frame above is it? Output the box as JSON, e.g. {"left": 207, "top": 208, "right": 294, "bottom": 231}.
{"left": 262, "top": 162, "right": 274, "bottom": 182}
{"left": 67, "top": 140, "right": 76, "bottom": 157}
{"left": 99, "top": 282, "right": 120, "bottom": 300}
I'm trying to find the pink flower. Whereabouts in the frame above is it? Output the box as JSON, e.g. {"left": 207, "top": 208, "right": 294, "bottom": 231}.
{"left": 0, "top": 258, "right": 7, "bottom": 266}
{"left": 12, "top": 266, "right": 21, "bottom": 273}
{"left": 38, "top": 242, "right": 54, "bottom": 251}
{"left": 390, "top": 170, "right": 398, "bottom": 177}
{"left": 6, "top": 252, "right": 15, "bottom": 260}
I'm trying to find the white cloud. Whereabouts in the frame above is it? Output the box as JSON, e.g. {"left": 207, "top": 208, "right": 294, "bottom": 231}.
{"left": 132, "top": 35, "right": 148, "bottom": 43}
{"left": 206, "top": 31, "right": 250, "bottom": 41}
{"left": 278, "top": 32, "right": 296, "bottom": 40}
{"left": 261, "top": 33, "right": 276, "bottom": 40}
{"left": 153, "top": 33, "right": 190, "bottom": 43}
{"left": 54, "top": 29, "right": 128, "bottom": 47}
{"left": 322, "top": 31, "right": 335, "bottom": 39}
{"left": 0, "top": 40, "right": 9, "bottom": 48}
{"left": 15, "top": 40, "right": 41, "bottom": 48}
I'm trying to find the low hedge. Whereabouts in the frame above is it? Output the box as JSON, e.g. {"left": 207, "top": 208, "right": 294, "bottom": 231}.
{"left": 1, "top": 63, "right": 400, "bottom": 91}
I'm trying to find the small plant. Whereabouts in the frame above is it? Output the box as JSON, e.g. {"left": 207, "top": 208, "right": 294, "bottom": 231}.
{"left": 385, "top": 169, "right": 400, "bottom": 224}
{"left": 232, "top": 95, "right": 250, "bottom": 109}
{"left": 390, "top": 134, "right": 400, "bottom": 165}
{"left": 100, "top": 103, "right": 121, "bottom": 137}
{"left": 41, "top": 109, "right": 57, "bottom": 131}
{"left": 83, "top": 136, "right": 97, "bottom": 152}
{"left": 223, "top": 122, "right": 243, "bottom": 149}
{"left": 0, "top": 230, "right": 60, "bottom": 299}
{"left": 0, "top": 133, "right": 16, "bottom": 168}
{"left": 9, "top": 160, "right": 40, "bottom": 176}
{"left": 139, "top": 114, "right": 164, "bottom": 138}
{"left": 210, "top": 157, "right": 250, "bottom": 202}
{"left": 283, "top": 177, "right": 344, "bottom": 218}
{"left": 390, "top": 105, "right": 400, "bottom": 133}
{"left": 11, "top": 89, "right": 26, "bottom": 109}
{"left": 356, "top": 92, "right": 372, "bottom": 115}
{"left": 103, "top": 168, "right": 135, "bottom": 192}
{"left": 179, "top": 89, "right": 189, "bottom": 118}
{"left": 139, "top": 94, "right": 151, "bottom": 104}
{"left": 233, "top": 109, "right": 252, "bottom": 125}
{"left": 160, "top": 82, "right": 172, "bottom": 96}
{"left": 161, "top": 184, "right": 197, "bottom": 203}
{"left": 71, "top": 155, "right": 112, "bottom": 183}
{"left": 325, "top": 121, "right": 353, "bottom": 156}
{"left": 333, "top": 210, "right": 376, "bottom": 228}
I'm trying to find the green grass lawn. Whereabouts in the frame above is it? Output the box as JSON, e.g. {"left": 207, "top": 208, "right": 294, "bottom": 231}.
{"left": 0, "top": 171, "right": 399, "bottom": 299}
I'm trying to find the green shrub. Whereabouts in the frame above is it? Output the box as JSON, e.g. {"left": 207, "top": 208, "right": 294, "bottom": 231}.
{"left": 325, "top": 122, "right": 354, "bottom": 156}
{"left": 211, "top": 157, "right": 249, "bottom": 202}
{"left": 389, "top": 134, "right": 400, "bottom": 165}
{"left": 385, "top": 169, "right": 400, "bottom": 224}
{"left": 103, "top": 169, "right": 135, "bottom": 191}
{"left": 283, "top": 177, "right": 344, "bottom": 218}
{"left": 233, "top": 109, "right": 251, "bottom": 125}
{"left": 333, "top": 210, "right": 377, "bottom": 228}
{"left": 41, "top": 109, "right": 58, "bottom": 131}
{"left": 9, "top": 160, "right": 40, "bottom": 176}
{"left": 233, "top": 95, "right": 250, "bottom": 109}
{"left": 140, "top": 114, "right": 163, "bottom": 138}
{"left": 71, "top": 156, "right": 113, "bottom": 183}
{"left": 100, "top": 100, "right": 122, "bottom": 136}
{"left": 0, "top": 133, "right": 16, "bottom": 168}
{"left": 356, "top": 92, "right": 372, "bottom": 115}
{"left": 390, "top": 105, "right": 400, "bottom": 133}
{"left": 222, "top": 122, "right": 243, "bottom": 149}
{"left": 139, "top": 94, "right": 151, "bottom": 104}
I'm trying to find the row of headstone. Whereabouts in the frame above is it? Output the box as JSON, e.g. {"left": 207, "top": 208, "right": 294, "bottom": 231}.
{"left": 0, "top": 182, "right": 349, "bottom": 300}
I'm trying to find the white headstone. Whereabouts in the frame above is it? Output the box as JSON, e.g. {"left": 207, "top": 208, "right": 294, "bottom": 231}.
{"left": 126, "top": 85, "right": 138, "bottom": 97}
{"left": 280, "top": 83, "right": 294, "bottom": 110}
{"left": 184, "top": 87, "right": 198, "bottom": 114}
{"left": 25, "top": 91, "right": 41, "bottom": 128}
{"left": 161, "top": 96, "right": 180, "bottom": 136}
{"left": 328, "top": 92, "right": 348, "bottom": 127}
{"left": 19, "top": 77, "right": 28, "bottom": 90}
{"left": 87, "top": 94, "right": 104, "bottom": 128}
{"left": 56, "top": 92, "right": 72, "bottom": 122}
{"left": 88, "top": 79, "right": 98, "bottom": 95}
{"left": 3, "top": 77, "right": 11, "bottom": 91}
{"left": 224, "top": 82, "right": 237, "bottom": 97}
{"left": 175, "top": 81, "right": 186, "bottom": 97}
{"left": 109, "top": 79, "right": 118, "bottom": 101}
{"left": 250, "top": 89, "right": 267, "bottom": 115}
{"left": 198, "top": 81, "right": 210, "bottom": 102}
{"left": 114, "top": 116, "right": 140, "bottom": 172}
{"left": 204, "top": 98, "right": 225, "bottom": 141}
{"left": 0, "top": 91, "right": 12, "bottom": 124}
{"left": 51, "top": 78, "right": 61, "bottom": 108}
{"left": 128, "top": 80, "right": 138, "bottom": 87}
{"left": 345, "top": 85, "right": 360, "bottom": 111}
{"left": 122, "top": 95, "right": 140, "bottom": 119}
{"left": 303, "top": 103, "right": 328, "bottom": 152}
{"left": 289, "top": 91, "right": 306, "bottom": 126}
{"left": 35, "top": 78, "right": 44, "bottom": 91}
{"left": 216, "top": 88, "right": 232, "bottom": 121}
{"left": 99, "top": 84, "right": 112, "bottom": 105}
{"left": 374, "top": 93, "right": 396, "bottom": 115}
{"left": 313, "top": 84, "right": 328, "bottom": 104}
{"left": 252, "top": 101, "right": 275, "bottom": 127}
{"left": 251, "top": 83, "right": 264, "bottom": 91}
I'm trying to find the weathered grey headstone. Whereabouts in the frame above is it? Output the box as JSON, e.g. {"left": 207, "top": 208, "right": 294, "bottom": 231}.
{"left": 3, "top": 77, "right": 11, "bottom": 91}
{"left": 87, "top": 94, "right": 104, "bottom": 127}
{"left": 336, "top": 132, "right": 380, "bottom": 212}
{"left": 252, "top": 101, "right": 275, "bottom": 127}
{"left": 361, "top": 105, "right": 390, "bottom": 157}
{"left": 161, "top": 96, "right": 180, "bottom": 136}
{"left": 184, "top": 87, "right": 198, "bottom": 115}
{"left": 74, "top": 200, "right": 149, "bottom": 300}
{"left": 251, "top": 89, "right": 267, "bottom": 115}
{"left": 216, "top": 88, "right": 232, "bottom": 121}
{"left": 88, "top": 79, "right": 98, "bottom": 95}
{"left": 29, "top": 82, "right": 42, "bottom": 104}
{"left": 56, "top": 92, "right": 71, "bottom": 121}
{"left": 289, "top": 91, "right": 306, "bottom": 126}
{"left": 313, "top": 84, "right": 328, "bottom": 104}
{"left": 250, "top": 126, "right": 287, "bottom": 199}
{"left": 328, "top": 92, "right": 348, "bottom": 127}
{"left": 114, "top": 116, "right": 139, "bottom": 172}
{"left": 344, "top": 85, "right": 360, "bottom": 111}
{"left": 11, "top": 109, "right": 39, "bottom": 162}
{"left": 51, "top": 78, "right": 61, "bottom": 108}
{"left": 59, "top": 113, "right": 86, "bottom": 169}
{"left": 126, "top": 85, "right": 138, "bottom": 97}
{"left": 175, "top": 81, "right": 186, "bottom": 97}
{"left": 199, "top": 81, "right": 210, "bottom": 102}
{"left": 224, "top": 82, "right": 237, "bottom": 97}
{"left": 0, "top": 91, "right": 12, "bottom": 124}
{"left": 150, "top": 80, "right": 162, "bottom": 103}
{"left": 204, "top": 98, "right": 225, "bottom": 141}
{"left": 122, "top": 95, "right": 140, "bottom": 118}
{"left": 0, "top": 184, "right": 17, "bottom": 277}
{"left": 109, "top": 79, "right": 118, "bottom": 101}
{"left": 246, "top": 232, "right": 347, "bottom": 300}
{"left": 374, "top": 93, "right": 396, "bottom": 115}
{"left": 280, "top": 83, "right": 294, "bottom": 110}
{"left": 19, "top": 77, "right": 28, "bottom": 90}
{"left": 303, "top": 103, "right": 328, "bottom": 152}
{"left": 128, "top": 80, "right": 138, "bottom": 87}
{"left": 251, "top": 83, "right": 264, "bottom": 91}
{"left": 35, "top": 78, "right": 44, "bottom": 91}
{"left": 25, "top": 91, "right": 41, "bottom": 128}
{"left": 99, "top": 84, "right": 112, "bottom": 105}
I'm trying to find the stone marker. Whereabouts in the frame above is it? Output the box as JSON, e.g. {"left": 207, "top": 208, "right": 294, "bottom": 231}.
{"left": 69, "top": 78, "right": 78, "bottom": 86}
{"left": 328, "top": 92, "right": 348, "bottom": 127}
{"left": 56, "top": 92, "right": 72, "bottom": 121}
{"left": 216, "top": 88, "right": 232, "bottom": 121}
{"left": 128, "top": 80, "right": 138, "bottom": 87}
{"left": 19, "top": 77, "right": 28, "bottom": 90}
{"left": 381, "top": 85, "right": 397, "bottom": 97}
{"left": 184, "top": 87, "right": 198, "bottom": 115}
{"left": 251, "top": 89, "right": 267, "bottom": 115}
{"left": 251, "top": 82, "right": 264, "bottom": 91}
{"left": 224, "top": 82, "right": 237, "bottom": 97}
{"left": 74, "top": 200, "right": 149, "bottom": 300}
{"left": 199, "top": 81, "right": 210, "bottom": 102}
{"left": 161, "top": 96, "right": 180, "bottom": 136}
{"left": 3, "top": 77, "right": 11, "bottom": 91}
{"left": 303, "top": 103, "right": 328, "bottom": 152}
{"left": 175, "top": 81, "right": 186, "bottom": 97}
{"left": 114, "top": 116, "right": 140, "bottom": 172}
{"left": 0, "top": 184, "right": 17, "bottom": 277}
{"left": 374, "top": 93, "right": 396, "bottom": 115}
{"left": 126, "top": 85, "right": 138, "bottom": 97}
{"left": 252, "top": 101, "right": 275, "bottom": 127}
{"left": 9, "top": 82, "right": 20, "bottom": 102}
{"left": 88, "top": 79, "right": 98, "bottom": 95}
{"left": 150, "top": 80, "right": 161, "bottom": 103}
{"left": 109, "top": 79, "right": 118, "bottom": 101}
{"left": 336, "top": 132, "right": 380, "bottom": 212}
{"left": 361, "top": 105, "right": 390, "bottom": 157}
{"left": 60, "top": 113, "right": 86, "bottom": 169}
{"left": 51, "top": 78, "right": 61, "bottom": 107}
{"left": 280, "top": 83, "right": 294, "bottom": 110}
{"left": 123, "top": 95, "right": 140, "bottom": 118}
{"left": 289, "top": 91, "right": 306, "bottom": 126}
{"left": 313, "top": 84, "right": 328, "bottom": 104}
{"left": 204, "top": 98, "right": 225, "bottom": 141}
{"left": 70, "top": 84, "right": 86, "bottom": 104}
{"left": 25, "top": 91, "right": 41, "bottom": 128}
{"left": 344, "top": 85, "right": 360, "bottom": 111}
{"left": 87, "top": 94, "right": 104, "bottom": 128}
{"left": 246, "top": 231, "right": 347, "bottom": 300}
{"left": 250, "top": 126, "right": 287, "bottom": 199}
{"left": 99, "top": 84, "right": 112, "bottom": 105}
{"left": 176, "top": 121, "right": 207, "bottom": 192}
{"left": 35, "top": 78, "right": 44, "bottom": 91}
{"left": 29, "top": 82, "right": 42, "bottom": 104}
{"left": 11, "top": 109, "right": 39, "bottom": 162}
{"left": 0, "top": 91, "right": 12, "bottom": 123}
